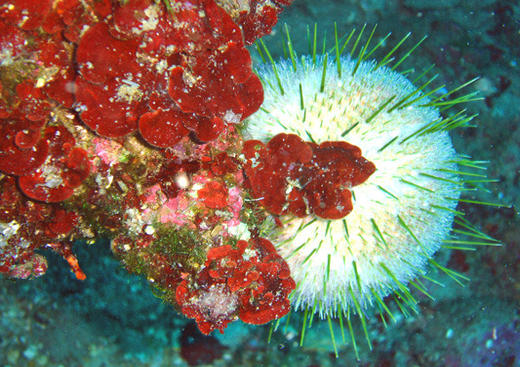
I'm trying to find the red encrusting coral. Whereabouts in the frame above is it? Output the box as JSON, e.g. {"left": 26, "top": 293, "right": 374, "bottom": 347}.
{"left": 138, "top": 109, "right": 190, "bottom": 148}
{"left": 146, "top": 159, "right": 201, "bottom": 199}
{"left": 243, "top": 133, "right": 377, "bottom": 220}
{"left": 18, "top": 126, "right": 90, "bottom": 203}
{"left": 197, "top": 181, "right": 229, "bottom": 209}
{"left": 46, "top": 209, "right": 78, "bottom": 237}
{"left": 15, "top": 81, "right": 51, "bottom": 122}
{"left": 215, "top": 0, "right": 293, "bottom": 45}
{"left": 0, "top": 117, "right": 49, "bottom": 176}
{"left": 0, "top": 176, "right": 85, "bottom": 280}
{"left": 203, "top": 152, "right": 239, "bottom": 177}
{"left": 176, "top": 236, "right": 295, "bottom": 334}
{"left": 1, "top": 0, "right": 295, "bottom": 336}
{"left": 0, "top": 0, "right": 52, "bottom": 31}
{"left": 74, "top": 0, "right": 265, "bottom": 145}
{"left": 164, "top": 1, "right": 265, "bottom": 126}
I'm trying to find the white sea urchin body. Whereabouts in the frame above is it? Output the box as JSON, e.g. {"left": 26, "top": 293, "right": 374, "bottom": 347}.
{"left": 244, "top": 52, "right": 464, "bottom": 320}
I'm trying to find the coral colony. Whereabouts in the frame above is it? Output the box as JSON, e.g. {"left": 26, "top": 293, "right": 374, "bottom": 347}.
{"left": 0, "top": 0, "right": 500, "bottom": 358}
{"left": 0, "top": 0, "right": 294, "bottom": 332}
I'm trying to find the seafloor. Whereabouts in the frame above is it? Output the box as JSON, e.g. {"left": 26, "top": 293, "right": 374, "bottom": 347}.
{"left": 1, "top": 1, "right": 519, "bottom": 366}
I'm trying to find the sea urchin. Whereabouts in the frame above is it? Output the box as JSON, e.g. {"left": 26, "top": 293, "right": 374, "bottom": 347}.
{"left": 242, "top": 24, "right": 501, "bottom": 357}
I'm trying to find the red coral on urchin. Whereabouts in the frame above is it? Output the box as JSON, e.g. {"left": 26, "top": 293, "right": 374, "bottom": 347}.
{"left": 243, "top": 133, "right": 376, "bottom": 220}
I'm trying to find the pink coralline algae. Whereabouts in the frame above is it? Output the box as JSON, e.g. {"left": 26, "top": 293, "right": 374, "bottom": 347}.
{"left": 1, "top": 0, "right": 296, "bottom": 335}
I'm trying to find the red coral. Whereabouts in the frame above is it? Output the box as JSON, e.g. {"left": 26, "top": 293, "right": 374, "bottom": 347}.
{"left": 306, "top": 141, "right": 377, "bottom": 219}
{"left": 18, "top": 126, "right": 91, "bottom": 203}
{"left": 176, "top": 280, "right": 238, "bottom": 335}
{"left": 147, "top": 159, "right": 201, "bottom": 199}
{"left": 242, "top": 134, "right": 313, "bottom": 216}
{"left": 197, "top": 181, "right": 229, "bottom": 209}
{"left": 138, "top": 108, "right": 189, "bottom": 148}
{"left": 75, "top": 22, "right": 144, "bottom": 137}
{"left": 183, "top": 116, "right": 225, "bottom": 143}
{"left": 76, "top": 22, "right": 141, "bottom": 85}
{"left": 0, "top": 24, "right": 80, "bottom": 178}
{"left": 228, "top": 0, "right": 294, "bottom": 45}
{"left": 243, "top": 133, "right": 376, "bottom": 220}
{"left": 168, "top": 41, "right": 263, "bottom": 122}
{"left": 0, "top": 116, "right": 49, "bottom": 176}
{"left": 164, "top": 0, "right": 264, "bottom": 122}
{"left": 42, "top": 0, "right": 109, "bottom": 42}
{"left": 203, "top": 152, "right": 239, "bottom": 176}
{"left": 46, "top": 209, "right": 78, "bottom": 237}
{"left": 75, "top": 77, "right": 143, "bottom": 138}
{"left": 0, "top": 176, "right": 83, "bottom": 280}
{"left": 0, "top": 0, "right": 295, "bottom": 333}
{"left": 111, "top": 0, "right": 153, "bottom": 37}
{"left": 15, "top": 81, "right": 51, "bottom": 121}
{"left": 0, "top": 23, "right": 75, "bottom": 112}
{"left": 235, "top": 237, "right": 294, "bottom": 324}
{"left": 0, "top": 20, "right": 29, "bottom": 69}
{"left": 0, "top": 0, "right": 52, "bottom": 30}
{"left": 38, "top": 36, "right": 76, "bottom": 108}
{"left": 1, "top": 0, "right": 103, "bottom": 41}
{"left": 73, "top": 0, "right": 264, "bottom": 145}
{"left": 176, "top": 237, "right": 295, "bottom": 334}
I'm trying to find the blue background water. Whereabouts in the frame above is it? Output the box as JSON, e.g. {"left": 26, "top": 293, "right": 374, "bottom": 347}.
{"left": 1, "top": 1, "right": 519, "bottom": 366}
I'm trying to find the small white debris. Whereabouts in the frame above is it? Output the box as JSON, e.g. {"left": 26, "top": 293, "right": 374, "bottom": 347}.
{"left": 131, "top": 4, "right": 160, "bottom": 34}
{"left": 1, "top": 221, "right": 21, "bottom": 248}
{"left": 223, "top": 110, "right": 241, "bottom": 124}
{"left": 226, "top": 222, "right": 251, "bottom": 240}
{"left": 144, "top": 224, "right": 155, "bottom": 235}
{"left": 124, "top": 208, "right": 145, "bottom": 235}
{"left": 192, "top": 284, "right": 238, "bottom": 322}
{"left": 242, "top": 247, "right": 257, "bottom": 261}
{"left": 39, "top": 165, "right": 63, "bottom": 189}
{"left": 35, "top": 78, "right": 46, "bottom": 88}
{"left": 175, "top": 172, "right": 190, "bottom": 189}
{"left": 155, "top": 59, "right": 168, "bottom": 73}
{"left": 0, "top": 48, "right": 14, "bottom": 66}
{"left": 116, "top": 77, "right": 143, "bottom": 103}
{"left": 65, "top": 81, "right": 77, "bottom": 94}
